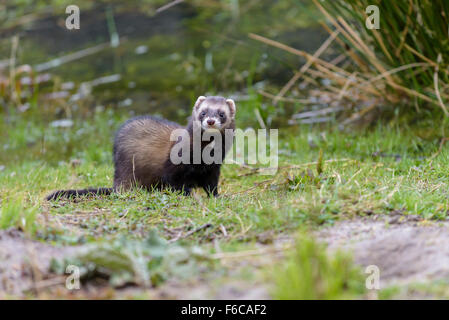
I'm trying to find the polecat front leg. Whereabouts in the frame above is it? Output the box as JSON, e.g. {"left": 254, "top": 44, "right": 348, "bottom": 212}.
{"left": 182, "top": 187, "right": 192, "bottom": 196}
{"left": 202, "top": 168, "right": 220, "bottom": 197}
{"left": 161, "top": 165, "right": 192, "bottom": 196}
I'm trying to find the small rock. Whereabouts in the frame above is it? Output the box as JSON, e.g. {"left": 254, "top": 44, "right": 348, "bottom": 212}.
{"left": 388, "top": 216, "right": 401, "bottom": 224}
{"left": 50, "top": 119, "right": 73, "bottom": 128}
{"left": 135, "top": 45, "right": 148, "bottom": 55}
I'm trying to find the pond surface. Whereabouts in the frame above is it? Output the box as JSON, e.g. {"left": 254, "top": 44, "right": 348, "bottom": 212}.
{"left": 1, "top": 1, "right": 327, "bottom": 122}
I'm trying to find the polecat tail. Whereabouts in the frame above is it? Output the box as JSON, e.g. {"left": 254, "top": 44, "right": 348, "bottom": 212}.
{"left": 46, "top": 187, "right": 113, "bottom": 201}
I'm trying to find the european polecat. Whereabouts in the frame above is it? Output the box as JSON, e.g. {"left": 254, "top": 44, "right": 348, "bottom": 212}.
{"left": 46, "top": 96, "right": 236, "bottom": 200}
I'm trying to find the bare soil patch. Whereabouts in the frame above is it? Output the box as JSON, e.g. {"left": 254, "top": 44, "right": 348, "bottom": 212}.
{"left": 0, "top": 228, "right": 79, "bottom": 297}
{"left": 0, "top": 228, "right": 270, "bottom": 299}
{"left": 3, "top": 212, "right": 449, "bottom": 298}
{"left": 317, "top": 215, "right": 449, "bottom": 286}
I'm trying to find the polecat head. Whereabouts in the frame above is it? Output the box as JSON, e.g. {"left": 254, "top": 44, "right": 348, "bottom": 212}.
{"left": 192, "top": 96, "right": 236, "bottom": 132}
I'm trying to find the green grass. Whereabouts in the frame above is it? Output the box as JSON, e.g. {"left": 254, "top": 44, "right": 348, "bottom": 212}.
{"left": 317, "top": 0, "right": 449, "bottom": 116}
{"left": 272, "top": 233, "right": 365, "bottom": 299}
{"left": 1, "top": 109, "right": 449, "bottom": 298}
{"left": 0, "top": 196, "right": 38, "bottom": 233}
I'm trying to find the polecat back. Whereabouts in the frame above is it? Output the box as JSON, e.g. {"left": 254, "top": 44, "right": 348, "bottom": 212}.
{"left": 113, "top": 116, "right": 181, "bottom": 190}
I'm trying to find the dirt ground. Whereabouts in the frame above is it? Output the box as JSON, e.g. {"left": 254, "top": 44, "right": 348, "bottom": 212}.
{"left": 317, "top": 214, "right": 449, "bottom": 287}
{"left": 0, "top": 228, "right": 271, "bottom": 299}
{"left": 0, "top": 228, "right": 79, "bottom": 297}
{"left": 2, "top": 213, "right": 449, "bottom": 298}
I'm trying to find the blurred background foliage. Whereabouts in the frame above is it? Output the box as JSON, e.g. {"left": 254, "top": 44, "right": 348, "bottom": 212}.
{"left": 317, "top": 0, "right": 449, "bottom": 124}
{"left": 0, "top": 0, "right": 325, "bottom": 123}
{"left": 1, "top": 0, "right": 449, "bottom": 165}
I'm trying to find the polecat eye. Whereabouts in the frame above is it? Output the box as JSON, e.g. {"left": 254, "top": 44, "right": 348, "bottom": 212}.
{"left": 201, "top": 111, "right": 206, "bottom": 116}
{"left": 219, "top": 112, "right": 225, "bottom": 118}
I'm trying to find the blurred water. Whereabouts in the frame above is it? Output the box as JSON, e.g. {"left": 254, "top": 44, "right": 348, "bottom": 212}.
{"left": 1, "top": 1, "right": 327, "bottom": 122}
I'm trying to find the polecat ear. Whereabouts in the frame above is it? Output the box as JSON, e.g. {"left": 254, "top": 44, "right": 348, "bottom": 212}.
{"left": 194, "top": 96, "right": 206, "bottom": 110}
{"left": 226, "top": 99, "right": 236, "bottom": 116}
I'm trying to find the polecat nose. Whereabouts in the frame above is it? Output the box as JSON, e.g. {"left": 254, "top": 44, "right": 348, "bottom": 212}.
{"left": 207, "top": 119, "right": 215, "bottom": 125}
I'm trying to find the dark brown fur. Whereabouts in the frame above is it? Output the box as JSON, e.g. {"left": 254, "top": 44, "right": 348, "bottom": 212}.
{"left": 46, "top": 96, "right": 235, "bottom": 200}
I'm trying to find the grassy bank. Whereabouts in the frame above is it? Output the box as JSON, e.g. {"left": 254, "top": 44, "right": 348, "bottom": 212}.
{"left": 1, "top": 109, "right": 449, "bottom": 298}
